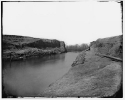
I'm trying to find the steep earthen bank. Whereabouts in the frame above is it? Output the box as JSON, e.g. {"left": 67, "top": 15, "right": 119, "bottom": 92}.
{"left": 39, "top": 35, "right": 122, "bottom": 97}
{"left": 2, "top": 35, "right": 66, "bottom": 61}
{"left": 90, "top": 35, "right": 122, "bottom": 58}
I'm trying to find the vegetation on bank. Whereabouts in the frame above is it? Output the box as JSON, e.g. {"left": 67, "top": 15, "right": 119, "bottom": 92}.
{"left": 2, "top": 35, "right": 66, "bottom": 61}
{"left": 66, "top": 44, "right": 89, "bottom": 52}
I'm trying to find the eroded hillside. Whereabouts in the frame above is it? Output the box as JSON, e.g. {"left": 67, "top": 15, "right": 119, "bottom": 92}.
{"left": 2, "top": 35, "right": 66, "bottom": 61}
{"left": 90, "top": 35, "right": 122, "bottom": 58}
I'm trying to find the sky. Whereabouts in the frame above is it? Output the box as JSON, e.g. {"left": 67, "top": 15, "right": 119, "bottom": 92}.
{"left": 3, "top": 1, "right": 122, "bottom": 45}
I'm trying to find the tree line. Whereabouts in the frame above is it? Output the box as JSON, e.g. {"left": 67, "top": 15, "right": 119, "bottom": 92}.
{"left": 66, "top": 44, "right": 89, "bottom": 52}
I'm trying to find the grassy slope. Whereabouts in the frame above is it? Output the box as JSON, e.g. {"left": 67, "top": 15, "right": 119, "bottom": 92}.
{"left": 3, "top": 35, "right": 41, "bottom": 51}
{"left": 3, "top": 35, "right": 40, "bottom": 44}
{"left": 39, "top": 35, "right": 122, "bottom": 97}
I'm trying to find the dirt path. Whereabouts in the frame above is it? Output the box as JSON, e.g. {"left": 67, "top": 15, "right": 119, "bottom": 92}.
{"left": 95, "top": 53, "right": 122, "bottom": 62}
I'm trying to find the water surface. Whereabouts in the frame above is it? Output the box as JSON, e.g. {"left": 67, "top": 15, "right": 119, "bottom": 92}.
{"left": 3, "top": 52, "right": 79, "bottom": 97}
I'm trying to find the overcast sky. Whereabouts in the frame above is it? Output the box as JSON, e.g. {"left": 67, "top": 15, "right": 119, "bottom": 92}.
{"left": 3, "top": 1, "right": 122, "bottom": 45}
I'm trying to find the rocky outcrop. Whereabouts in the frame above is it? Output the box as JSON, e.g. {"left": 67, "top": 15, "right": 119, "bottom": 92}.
{"left": 2, "top": 35, "right": 66, "bottom": 61}
{"left": 39, "top": 35, "right": 122, "bottom": 97}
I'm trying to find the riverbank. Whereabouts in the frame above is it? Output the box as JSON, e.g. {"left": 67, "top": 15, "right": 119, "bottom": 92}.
{"left": 39, "top": 35, "right": 122, "bottom": 97}
{"left": 2, "top": 35, "right": 66, "bottom": 61}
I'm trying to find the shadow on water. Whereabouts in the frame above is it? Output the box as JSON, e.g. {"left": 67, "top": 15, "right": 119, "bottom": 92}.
{"left": 3, "top": 54, "right": 65, "bottom": 68}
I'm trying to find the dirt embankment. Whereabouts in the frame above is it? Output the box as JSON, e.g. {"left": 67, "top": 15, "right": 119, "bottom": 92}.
{"left": 39, "top": 35, "right": 122, "bottom": 97}
{"left": 2, "top": 35, "right": 66, "bottom": 61}
{"left": 90, "top": 35, "right": 122, "bottom": 58}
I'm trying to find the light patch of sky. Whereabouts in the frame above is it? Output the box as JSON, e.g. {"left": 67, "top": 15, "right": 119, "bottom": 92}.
{"left": 3, "top": 2, "right": 122, "bottom": 45}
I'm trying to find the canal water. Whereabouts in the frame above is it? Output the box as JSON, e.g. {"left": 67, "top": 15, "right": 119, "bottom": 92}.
{"left": 3, "top": 52, "right": 79, "bottom": 97}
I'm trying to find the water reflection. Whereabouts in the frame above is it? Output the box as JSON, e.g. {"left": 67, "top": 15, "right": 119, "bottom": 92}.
{"left": 3, "top": 54, "right": 65, "bottom": 68}
{"left": 3, "top": 52, "right": 78, "bottom": 97}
